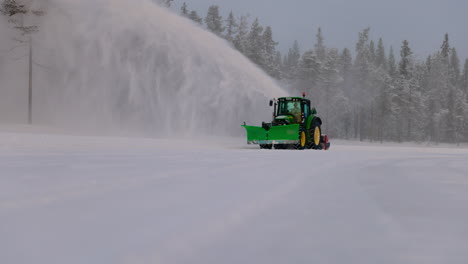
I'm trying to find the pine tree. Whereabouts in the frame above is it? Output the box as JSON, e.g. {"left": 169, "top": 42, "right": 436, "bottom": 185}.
{"left": 354, "top": 28, "right": 372, "bottom": 94}
{"left": 426, "top": 34, "right": 454, "bottom": 142}
{"left": 160, "top": 0, "right": 173, "bottom": 7}
{"left": 283, "top": 40, "right": 301, "bottom": 79}
{"left": 188, "top": 10, "right": 203, "bottom": 25}
{"left": 1, "top": 0, "right": 26, "bottom": 16}
{"left": 262, "top": 26, "right": 280, "bottom": 78}
{"left": 441, "top": 33, "right": 450, "bottom": 59}
{"left": 340, "top": 48, "right": 353, "bottom": 73}
{"left": 449, "top": 48, "right": 460, "bottom": 87}
{"left": 462, "top": 59, "right": 468, "bottom": 141}
{"left": 246, "top": 18, "right": 264, "bottom": 67}
{"left": 463, "top": 59, "right": 468, "bottom": 95}
{"left": 399, "top": 40, "right": 412, "bottom": 78}
{"left": 205, "top": 5, "right": 224, "bottom": 36}
{"left": 353, "top": 28, "right": 373, "bottom": 140}
{"left": 388, "top": 46, "right": 397, "bottom": 77}
{"left": 1, "top": 0, "right": 45, "bottom": 124}
{"left": 397, "top": 40, "right": 416, "bottom": 140}
{"left": 339, "top": 48, "right": 353, "bottom": 102}
{"left": 289, "top": 41, "right": 301, "bottom": 69}
{"left": 275, "top": 51, "right": 283, "bottom": 79}
{"left": 224, "top": 11, "right": 238, "bottom": 43}
{"left": 180, "top": 2, "right": 188, "bottom": 17}
{"left": 369, "top": 40, "right": 376, "bottom": 65}
{"left": 322, "top": 49, "right": 341, "bottom": 134}
{"left": 233, "top": 15, "right": 249, "bottom": 54}
{"left": 315, "top": 27, "right": 326, "bottom": 62}
{"left": 376, "top": 38, "right": 387, "bottom": 69}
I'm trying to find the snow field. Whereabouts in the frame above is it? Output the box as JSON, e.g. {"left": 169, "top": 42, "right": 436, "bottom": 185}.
{"left": 1, "top": 131, "right": 468, "bottom": 264}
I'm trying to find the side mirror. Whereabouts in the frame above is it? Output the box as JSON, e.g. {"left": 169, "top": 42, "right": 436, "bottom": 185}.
{"left": 311, "top": 108, "right": 317, "bottom": 115}
{"left": 269, "top": 100, "right": 273, "bottom": 107}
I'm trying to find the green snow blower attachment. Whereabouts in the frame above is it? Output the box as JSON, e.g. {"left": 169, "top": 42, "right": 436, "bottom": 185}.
{"left": 242, "top": 93, "right": 330, "bottom": 150}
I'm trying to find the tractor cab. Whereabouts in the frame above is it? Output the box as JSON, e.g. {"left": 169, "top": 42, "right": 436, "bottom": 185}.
{"left": 271, "top": 97, "right": 318, "bottom": 125}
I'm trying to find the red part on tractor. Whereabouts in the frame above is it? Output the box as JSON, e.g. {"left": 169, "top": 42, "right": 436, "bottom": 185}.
{"left": 322, "top": 135, "right": 330, "bottom": 150}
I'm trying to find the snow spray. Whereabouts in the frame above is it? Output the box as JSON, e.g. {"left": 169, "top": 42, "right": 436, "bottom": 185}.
{"left": 20, "top": 0, "right": 286, "bottom": 136}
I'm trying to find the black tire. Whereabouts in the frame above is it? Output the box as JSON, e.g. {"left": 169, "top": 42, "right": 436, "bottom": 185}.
{"left": 308, "top": 123, "right": 322, "bottom": 149}
{"left": 274, "top": 144, "right": 286, "bottom": 149}
{"left": 260, "top": 144, "right": 272, "bottom": 149}
{"left": 294, "top": 127, "right": 307, "bottom": 150}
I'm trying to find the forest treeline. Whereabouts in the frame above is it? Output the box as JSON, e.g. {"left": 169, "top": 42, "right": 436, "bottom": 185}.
{"left": 178, "top": 2, "right": 468, "bottom": 144}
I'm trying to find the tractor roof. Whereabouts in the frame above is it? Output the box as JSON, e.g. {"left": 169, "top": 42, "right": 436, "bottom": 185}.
{"left": 278, "top": 97, "right": 310, "bottom": 101}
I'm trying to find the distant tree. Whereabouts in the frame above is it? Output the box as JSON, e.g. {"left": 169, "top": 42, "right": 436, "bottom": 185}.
{"left": 321, "top": 49, "right": 341, "bottom": 134}
{"left": 1, "top": 0, "right": 45, "bottom": 124}
{"left": 204, "top": 5, "right": 224, "bottom": 36}
{"left": 314, "top": 27, "right": 326, "bottom": 62}
{"left": 1, "top": 0, "right": 44, "bottom": 34}
{"left": 388, "top": 46, "right": 397, "bottom": 77}
{"left": 1, "top": 0, "right": 26, "bottom": 16}
{"left": 285, "top": 40, "right": 301, "bottom": 78}
{"left": 369, "top": 40, "right": 376, "bottom": 64}
{"left": 463, "top": 59, "right": 468, "bottom": 95}
{"left": 180, "top": 2, "right": 188, "bottom": 17}
{"left": 440, "top": 33, "right": 450, "bottom": 59}
{"left": 246, "top": 18, "right": 264, "bottom": 67}
{"left": 224, "top": 11, "right": 238, "bottom": 43}
{"left": 397, "top": 40, "right": 417, "bottom": 140}
{"left": 354, "top": 28, "right": 372, "bottom": 96}
{"left": 262, "top": 26, "right": 280, "bottom": 78}
{"left": 275, "top": 51, "right": 283, "bottom": 79}
{"left": 298, "top": 50, "right": 321, "bottom": 87}
{"left": 339, "top": 48, "right": 352, "bottom": 77}
{"left": 233, "top": 15, "right": 249, "bottom": 54}
{"left": 375, "top": 38, "right": 386, "bottom": 69}
{"left": 188, "top": 10, "right": 202, "bottom": 25}
{"left": 159, "top": 0, "right": 173, "bottom": 7}
{"left": 399, "top": 40, "right": 412, "bottom": 78}
{"left": 449, "top": 48, "right": 460, "bottom": 87}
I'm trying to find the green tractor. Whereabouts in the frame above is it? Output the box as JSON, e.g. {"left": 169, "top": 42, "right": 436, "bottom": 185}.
{"left": 242, "top": 93, "right": 330, "bottom": 150}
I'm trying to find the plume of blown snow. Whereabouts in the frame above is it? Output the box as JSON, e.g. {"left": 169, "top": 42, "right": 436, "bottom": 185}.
{"left": 0, "top": 0, "right": 286, "bottom": 137}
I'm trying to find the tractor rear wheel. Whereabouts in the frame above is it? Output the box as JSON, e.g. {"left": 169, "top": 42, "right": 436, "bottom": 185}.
{"left": 308, "top": 123, "right": 322, "bottom": 149}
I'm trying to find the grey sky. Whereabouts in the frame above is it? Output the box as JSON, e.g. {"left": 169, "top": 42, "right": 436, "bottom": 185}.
{"left": 173, "top": 0, "right": 468, "bottom": 61}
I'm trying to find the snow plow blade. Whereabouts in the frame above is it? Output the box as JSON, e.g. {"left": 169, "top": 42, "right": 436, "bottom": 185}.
{"left": 242, "top": 124, "right": 300, "bottom": 145}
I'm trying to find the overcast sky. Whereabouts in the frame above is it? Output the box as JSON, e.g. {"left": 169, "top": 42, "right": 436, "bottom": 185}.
{"left": 172, "top": 0, "right": 468, "bottom": 61}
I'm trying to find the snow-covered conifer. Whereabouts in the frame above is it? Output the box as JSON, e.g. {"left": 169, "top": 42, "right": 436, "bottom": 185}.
{"left": 205, "top": 5, "right": 224, "bottom": 36}
{"left": 233, "top": 15, "right": 249, "bottom": 54}
{"left": 262, "top": 26, "right": 280, "bottom": 78}
{"left": 246, "top": 18, "right": 264, "bottom": 67}
{"left": 180, "top": 2, "right": 188, "bottom": 17}
{"left": 399, "top": 40, "right": 412, "bottom": 79}
{"left": 188, "top": 10, "right": 203, "bottom": 25}
{"left": 463, "top": 59, "right": 468, "bottom": 95}
{"left": 376, "top": 38, "right": 387, "bottom": 69}
{"left": 449, "top": 48, "right": 460, "bottom": 87}
{"left": 369, "top": 40, "right": 376, "bottom": 65}
{"left": 224, "top": 11, "right": 238, "bottom": 43}
{"left": 314, "top": 27, "right": 326, "bottom": 62}
{"left": 441, "top": 33, "right": 450, "bottom": 59}
{"left": 388, "top": 46, "right": 397, "bottom": 77}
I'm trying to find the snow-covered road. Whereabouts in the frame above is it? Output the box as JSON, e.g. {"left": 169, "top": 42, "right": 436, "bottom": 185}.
{"left": 1, "top": 132, "right": 468, "bottom": 264}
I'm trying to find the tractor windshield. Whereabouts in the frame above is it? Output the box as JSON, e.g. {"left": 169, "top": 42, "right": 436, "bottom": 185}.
{"left": 277, "top": 100, "right": 302, "bottom": 122}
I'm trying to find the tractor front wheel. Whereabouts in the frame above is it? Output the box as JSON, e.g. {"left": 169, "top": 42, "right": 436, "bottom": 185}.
{"left": 260, "top": 144, "right": 273, "bottom": 149}
{"left": 294, "top": 128, "right": 307, "bottom": 150}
